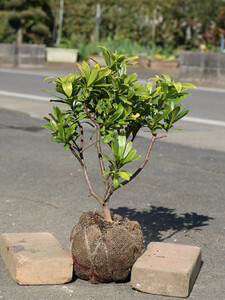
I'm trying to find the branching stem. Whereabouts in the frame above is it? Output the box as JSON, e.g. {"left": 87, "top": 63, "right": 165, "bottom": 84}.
{"left": 83, "top": 102, "right": 97, "bottom": 126}
{"left": 82, "top": 139, "right": 98, "bottom": 152}
{"left": 104, "top": 132, "right": 168, "bottom": 202}
{"left": 69, "top": 145, "right": 103, "bottom": 206}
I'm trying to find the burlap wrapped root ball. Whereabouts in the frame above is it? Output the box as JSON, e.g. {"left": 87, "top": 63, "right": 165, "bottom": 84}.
{"left": 70, "top": 211, "right": 143, "bottom": 283}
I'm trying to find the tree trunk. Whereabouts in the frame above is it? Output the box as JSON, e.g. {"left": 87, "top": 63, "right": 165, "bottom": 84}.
{"left": 102, "top": 203, "right": 113, "bottom": 223}
{"left": 17, "top": 27, "right": 23, "bottom": 44}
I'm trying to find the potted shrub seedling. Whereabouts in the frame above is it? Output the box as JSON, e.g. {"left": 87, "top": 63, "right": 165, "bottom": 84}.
{"left": 43, "top": 47, "right": 195, "bottom": 283}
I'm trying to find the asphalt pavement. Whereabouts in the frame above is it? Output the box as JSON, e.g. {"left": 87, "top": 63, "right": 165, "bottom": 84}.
{"left": 0, "top": 64, "right": 225, "bottom": 300}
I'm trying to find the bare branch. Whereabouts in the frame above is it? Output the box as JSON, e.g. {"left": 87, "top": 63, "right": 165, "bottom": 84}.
{"left": 82, "top": 139, "right": 98, "bottom": 152}
{"left": 70, "top": 145, "right": 103, "bottom": 206}
{"left": 69, "top": 145, "right": 83, "bottom": 166}
{"left": 82, "top": 163, "right": 104, "bottom": 206}
{"left": 96, "top": 126, "right": 106, "bottom": 184}
{"left": 155, "top": 133, "right": 168, "bottom": 140}
{"left": 78, "top": 122, "right": 84, "bottom": 154}
{"left": 83, "top": 102, "right": 97, "bottom": 126}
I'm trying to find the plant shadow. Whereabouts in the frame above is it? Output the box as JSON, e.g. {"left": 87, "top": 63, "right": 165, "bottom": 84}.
{"left": 111, "top": 206, "right": 214, "bottom": 247}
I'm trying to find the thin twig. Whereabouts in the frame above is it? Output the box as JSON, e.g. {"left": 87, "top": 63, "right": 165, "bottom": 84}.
{"left": 82, "top": 139, "right": 98, "bottom": 152}
{"left": 96, "top": 126, "right": 106, "bottom": 182}
{"left": 83, "top": 102, "right": 97, "bottom": 126}
{"left": 82, "top": 163, "right": 103, "bottom": 205}
{"left": 69, "top": 145, "right": 103, "bottom": 205}
{"left": 78, "top": 122, "right": 84, "bottom": 154}
{"left": 70, "top": 145, "right": 83, "bottom": 166}
{"left": 155, "top": 133, "right": 168, "bottom": 140}
{"left": 103, "top": 181, "right": 113, "bottom": 204}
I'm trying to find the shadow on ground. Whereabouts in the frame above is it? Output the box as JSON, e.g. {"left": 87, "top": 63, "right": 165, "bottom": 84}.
{"left": 111, "top": 206, "right": 214, "bottom": 247}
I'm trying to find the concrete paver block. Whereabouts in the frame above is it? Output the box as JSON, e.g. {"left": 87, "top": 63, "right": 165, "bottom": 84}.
{"left": 0, "top": 232, "right": 73, "bottom": 285}
{"left": 131, "top": 242, "right": 201, "bottom": 298}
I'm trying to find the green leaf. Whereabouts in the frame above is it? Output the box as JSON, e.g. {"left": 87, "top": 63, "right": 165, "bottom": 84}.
{"left": 123, "top": 149, "right": 141, "bottom": 164}
{"left": 42, "top": 123, "right": 54, "bottom": 131}
{"left": 168, "top": 105, "right": 181, "bottom": 125}
{"left": 181, "top": 82, "right": 196, "bottom": 89}
{"left": 43, "top": 116, "right": 50, "bottom": 122}
{"left": 173, "top": 82, "right": 182, "bottom": 93}
{"left": 87, "top": 67, "right": 98, "bottom": 87}
{"left": 153, "top": 110, "right": 170, "bottom": 124}
{"left": 96, "top": 116, "right": 103, "bottom": 123}
{"left": 49, "top": 99, "right": 67, "bottom": 104}
{"left": 62, "top": 82, "right": 72, "bottom": 97}
{"left": 118, "top": 63, "right": 127, "bottom": 76}
{"left": 107, "top": 106, "right": 124, "bottom": 124}
{"left": 125, "top": 73, "right": 138, "bottom": 84}
{"left": 118, "top": 171, "right": 131, "bottom": 181}
{"left": 102, "top": 134, "right": 112, "bottom": 143}
{"left": 118, "top": 134, "right": 126, "bottom": 158}
{"left": 111, "top": 133, "right": 119, "bottom": 155}
{"left": 113, "top": 178, "right": 119, "bottom": 188}
{"left": 53, "top": 105, "right": 61, "bottom": 119}
{"left": 82, "top": 61, "right": 91, "bottom": 79}
{"left": 123, "top": 142, "right": 133, "bottom": 158}
{"left": 50, "top": 119, "right": 58, "bottom": 131}
{"left": 173, "top": 109, "right": 190, "bottom": 123}
{"left": 162, "top": 74, "right": 171, "bottom": 83}
{"left": 102, "top": 49, "right": 111, "bottom": 66}
{"left": 44, "top": 76, "right": 57, "bottom": 83}
{"left": 64, "top": 144, "right": 70, "bottom": 150}
{"left": 173, "top": 93, "right": 190, "bottom": 103}
{"left": 101, "top": 152, "right": 113, "bottom": 162}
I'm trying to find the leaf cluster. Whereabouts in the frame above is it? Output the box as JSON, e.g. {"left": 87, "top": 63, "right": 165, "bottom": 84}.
{"left": 43, "top": 47, "right": 195, "bottom": 189}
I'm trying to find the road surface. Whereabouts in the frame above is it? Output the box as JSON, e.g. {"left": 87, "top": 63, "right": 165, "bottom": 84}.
{"left": 0, "top": 67, "right": 225, "bottom": 152}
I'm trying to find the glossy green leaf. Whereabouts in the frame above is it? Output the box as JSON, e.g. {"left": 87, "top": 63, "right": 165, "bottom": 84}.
{"left": 101, "top": 152, "right": 113, "bottom": 162}
{"left": 42, "top": 123, "right": 54, "bottom": 131}
{"left": 64, "top": 144, "right": 70, "bottom": 150}
{"left": 173, "top": 82, "right": 182, "bottom": 93}
{"left": 96, "top": 116, "right": 103, "bottom": 123}
{"left": 87, "top": 67, "right": 98, "bottom": 87}
{"left": 118, "top": 171, "right": 131, "bottom": 181}
{"left": 123, "top": 149, "right": 141, "bottom": 164}
{"left": 173, "top": 109, "right": 190, "bottom": 123}
{"left": 118, "top": 134, "right": 126, "bottom": 158}
{"left": 102, "top": 49, "right": 111, "bottom": 66}
{"left": 50, "top": 119, "right": 58, "bottom": 131}
{"left": 113, "top": 178, "right": 119, "bottom": 188}
{"left": 82, "top": 61, "right": 91, "bottom": 79}
{"left": 43, "top": 116, "right": 50, "bottom": 122}
{"left": 162, "top": 74, "right": 171, "bottom": 83}
{"left": 102, "top": 134, "right": 112, "bottom": 143}
{"left": 53, "top": 105, "right": 61, "bottom": 119}
{"left": 118, "top": 63, "right": 127, "bottom": 76}
{"left": 123, "top": 142, "right": 133, "bottom": 158}
{"left": 181, "top": 82, "right": 196, "bottom": 89}
{"left": 112, "top": 133, "right": 119, "bottom": 155}
{"left": 62, "top": 82, "right": 72, "bottom": 97}
{"left": 107, "top": 107, "right": 124, "bottom": 124}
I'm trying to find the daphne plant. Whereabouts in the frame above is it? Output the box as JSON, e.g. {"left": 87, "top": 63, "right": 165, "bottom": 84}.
{"left": 43, "top": 47, "right": 195, "bottom": 223}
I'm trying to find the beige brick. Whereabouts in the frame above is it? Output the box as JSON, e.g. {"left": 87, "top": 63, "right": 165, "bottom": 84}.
{"left": 131, "top": 242, "right": 201, "bottom": 298}
{"left": 0, "top": 232, "right": 73, "bottom": 285}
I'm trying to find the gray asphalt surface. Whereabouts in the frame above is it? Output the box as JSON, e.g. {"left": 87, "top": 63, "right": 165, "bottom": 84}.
{"left": 0, "top": 107, "right": 225, "bottom": 300}
{"left": 1, "top": 67, "right": 225, "bottom": 123}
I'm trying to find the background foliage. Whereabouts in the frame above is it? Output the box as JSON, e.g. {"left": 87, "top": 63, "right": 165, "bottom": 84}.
{"left": 0, "top": 0, "right": 225, "bottom": 57}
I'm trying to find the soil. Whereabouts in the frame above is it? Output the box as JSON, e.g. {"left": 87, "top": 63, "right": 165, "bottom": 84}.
{"left": 70, "top": 211, "right": 143, "bottom": 283}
